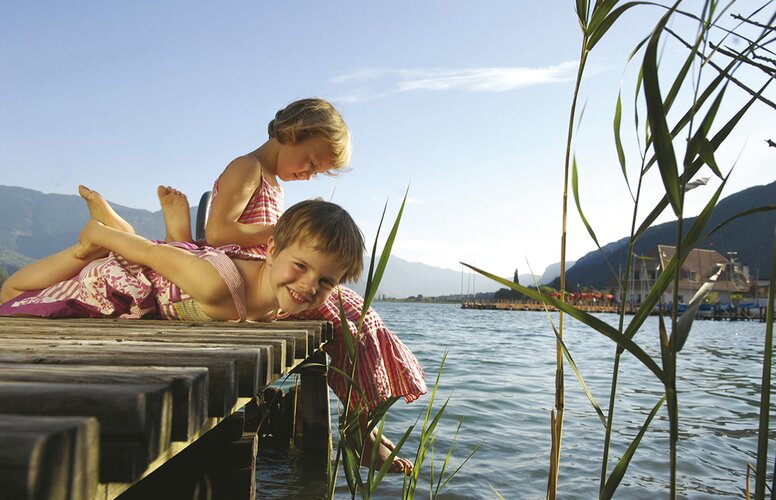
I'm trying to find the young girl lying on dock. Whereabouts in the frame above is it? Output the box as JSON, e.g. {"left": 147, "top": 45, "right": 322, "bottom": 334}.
{"left": 0, "top": 186, "right": 422, "bottom": 473}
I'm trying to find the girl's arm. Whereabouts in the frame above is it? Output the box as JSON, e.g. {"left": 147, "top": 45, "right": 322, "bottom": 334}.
{"left": 82, "top": 221, "right": 233, "bottom": 310}
{"left": 205, "top": 156, "right": 275, "bottom": 248}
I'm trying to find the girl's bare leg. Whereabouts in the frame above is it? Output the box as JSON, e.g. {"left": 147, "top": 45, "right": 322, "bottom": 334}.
{"left": 157, "top": 186, "right": 193, "bottom": 243}
{"left": 1, "top": 243, "right": 102, "bottom": 303}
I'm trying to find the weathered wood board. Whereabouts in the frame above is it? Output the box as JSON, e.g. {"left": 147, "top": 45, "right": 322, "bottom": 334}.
{"left": 0, "top": 316, "right": 333, "bottom": 499}
{"left": 0, "top": 414, "right": 99, "bottom": 500}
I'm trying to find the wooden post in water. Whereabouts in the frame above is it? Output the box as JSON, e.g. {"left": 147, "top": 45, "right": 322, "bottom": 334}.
{"left": 293, "top": 350, "right": 332, "bottom": 457}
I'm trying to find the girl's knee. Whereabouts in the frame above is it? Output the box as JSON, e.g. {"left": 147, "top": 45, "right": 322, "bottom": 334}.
{"left": 0, "top": 277, "right": 22, "bottom": 303}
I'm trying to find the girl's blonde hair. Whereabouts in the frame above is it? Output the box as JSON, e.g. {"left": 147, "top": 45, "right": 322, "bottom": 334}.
{"left": 268, "top": 98, "right": 351, "bottom": 172}
{"left": 272, "top": 199, "right": 364, "bottom": 283}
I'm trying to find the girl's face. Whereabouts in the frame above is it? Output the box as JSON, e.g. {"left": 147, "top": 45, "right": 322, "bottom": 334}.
{"left": 274, "top": 135, "right": 335, "bottom": 182}
{"left": 265, "top": 237, "right": 345, "bottom": 314}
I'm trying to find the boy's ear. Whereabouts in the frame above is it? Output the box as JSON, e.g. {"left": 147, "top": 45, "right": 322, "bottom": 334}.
{"left": 266, "top": 237, "right": 276, "bottom": 264}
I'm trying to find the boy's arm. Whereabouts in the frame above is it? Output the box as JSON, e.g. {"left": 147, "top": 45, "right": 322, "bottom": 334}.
{"left": 205, "top": 157, "right": 275, "bottom": 247}
{"left": 85, "top": 222, "right": 230, "bottom": 307}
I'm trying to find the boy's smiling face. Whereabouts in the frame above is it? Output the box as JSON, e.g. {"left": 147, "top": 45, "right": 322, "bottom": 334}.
{"left": 266, "top": 237, "right": 346, "bottom": 314}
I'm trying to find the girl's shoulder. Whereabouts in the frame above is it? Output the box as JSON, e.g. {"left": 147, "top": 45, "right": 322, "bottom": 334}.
{"left": 225, "top": 154, "right": 262, "bottom": 176}
{"left": 227, "top": 155, "right": 280, "bottom": 188}
{"left": 217, "top": 155, "right": 267, "bottom": 191}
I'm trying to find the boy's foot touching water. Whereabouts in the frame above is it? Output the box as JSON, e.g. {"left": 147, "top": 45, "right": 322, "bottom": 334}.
{"left": 157, "top": 185, "right": 193, "bottom": 242}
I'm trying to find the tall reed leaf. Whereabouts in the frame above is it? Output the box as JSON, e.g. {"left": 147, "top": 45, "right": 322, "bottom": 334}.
{"left": 369, "top": 424, "right": 414, "bottom": 493}
{"left": 576, "top": 0, "right": 590, "bottom": 28}
{"left": 707, "top": 206, "right": 776, "bottom": 236}
{"left": 551, "top": 321, "right": 608, "bottom": 428}
{"left": 572, "top": 157, "right": 607, "bottom": 258}
{"left": 588, "top": 2, "right": 647, "bottom": 50}
{"left": 362, "top": 188, "right": 408, "bottom": 312}
{"left": 673, "top": 265, "right": 723, "bottom": 352}
{"left": 635, "top": 79, "right": 767, "bottom": 239}
{"left": 570, "top": 158, "right": 595, "bottom": 246}
{"left": 433, "top": 420, "right": 483, "bottom": 496}
{"left": 613, "top": 91, "right": 633, "bottom": 197}
{"left": 338, "top": 290, "right": 357, "bottom": 362}
{"left": 363, "top": 203, "right": 389, "bottom": 311}
{"left": 625, "top": 178, "right": 728, "bottom": 339}
{"left": 462, "top": 263, "right": 666, "bottom": 384}
{"left": 601, "top": 394, "right": 667, "bottom": 498}
{"left": 684, "top": 85, "right": 728, "bottom": 178}
{"left": 643, "top": 3, "right": 683, "bottom": 216}
{"left": 755, "top": 226, "right": 776, "bottom": 498}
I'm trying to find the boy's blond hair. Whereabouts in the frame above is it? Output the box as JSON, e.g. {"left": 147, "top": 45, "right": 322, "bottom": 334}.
{"left": 267, "top": 98, "right": 351, "bottom": 172}
{"left": 272, "top": 199, "right": 364, "bottom": 283}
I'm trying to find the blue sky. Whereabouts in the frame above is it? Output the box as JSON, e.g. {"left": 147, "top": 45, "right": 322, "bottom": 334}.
{"left": 1, "top": 1, "right": 773, "bottom": 282}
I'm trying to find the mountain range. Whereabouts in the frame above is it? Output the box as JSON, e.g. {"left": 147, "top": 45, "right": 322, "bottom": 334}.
{"left": 1, "top": 181, "right": 770, "bottom": 297}
{"left": 0, "top": 185, "right": 510, "bottom": 297}
{"left": 549, "top": 180, "right": 775, "bottom": 290}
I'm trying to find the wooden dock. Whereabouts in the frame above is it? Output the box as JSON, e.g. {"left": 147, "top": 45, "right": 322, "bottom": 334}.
{"left": 462, "top": 301, "right": 768, "bottom": 322}
{"left": 0, "top": 316, "right": 334, "bottom": 500}
{"left": 461, "top": 301, "right": 620, "bottom": 314}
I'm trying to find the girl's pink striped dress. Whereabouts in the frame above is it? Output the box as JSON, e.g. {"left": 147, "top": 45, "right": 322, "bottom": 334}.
{"left": 211, "top": 171, "right": 427, "bottom": 410}
{"left": 0, "top": 243, "right": 250, "bottom": 321}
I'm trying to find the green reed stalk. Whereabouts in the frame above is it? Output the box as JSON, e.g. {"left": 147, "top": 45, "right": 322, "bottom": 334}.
{"left": 755, "top": 228, "right": 775, "bottom": 498}
{"left": 563, "top": 3, "right": 651, "bottom": 495}
{"left": 548, "top": 43, "right": 586, "bottom": 500}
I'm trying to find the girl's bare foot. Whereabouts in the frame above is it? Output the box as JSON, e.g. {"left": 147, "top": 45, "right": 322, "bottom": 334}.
{"left": 157, "top": 185, "right": 193, "bottom": 243}
{"left": 76, "top": 186, "right": 133, "bottom": 258}
{"left": 363, "top": 429, "right": 413, "bottom": 475}
{"left": 78, "top": 185, "right": 135, "bottom": 234}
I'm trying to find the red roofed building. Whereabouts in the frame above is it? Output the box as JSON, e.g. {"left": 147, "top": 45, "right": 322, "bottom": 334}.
{"left": 617, "top": 245, "right": 751, "bottom": 307}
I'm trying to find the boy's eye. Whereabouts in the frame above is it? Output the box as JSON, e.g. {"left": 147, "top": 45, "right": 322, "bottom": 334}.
{"left": 295, "top": 262, "right": 307, "bottom": 271}
{"left": 319, "top": 279, "right": 335, "bottom": 289}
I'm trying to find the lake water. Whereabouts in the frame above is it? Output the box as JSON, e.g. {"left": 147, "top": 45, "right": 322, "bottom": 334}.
{"left": 257, "top": 302, "right": 774, "bottom": 499}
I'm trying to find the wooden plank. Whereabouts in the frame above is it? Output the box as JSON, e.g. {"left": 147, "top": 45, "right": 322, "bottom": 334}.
{"left": 0, "top": 381, "right": 172, "bottom": 483}
{"left": 0, "top": 326, "right": 278, "bottom": 387}
{"left": 0, "top": 324, "right": 303, "bottom": 369}
{"left": 0, "top": 349, "right": 237, "bottom": 418}
{"left": 0, "top": 338, "right": 258, "bottom": 398}
{"left": 0, "top": 363, "right": 208, "bottom": 442}
{"left": 0, "top": 316, "right": 330, "bottom": 349}
{"left": 0, "top": 414, "right": 99, "bottom": 500}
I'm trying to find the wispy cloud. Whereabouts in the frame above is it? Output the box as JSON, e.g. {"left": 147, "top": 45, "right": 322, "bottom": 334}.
{"left": 329, "top": 62, "right": 579, "bottom": 101}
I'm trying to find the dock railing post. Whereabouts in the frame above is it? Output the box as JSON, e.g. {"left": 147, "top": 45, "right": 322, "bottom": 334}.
{"left": 293, "top": 350, "right": 332, "bottom": 457}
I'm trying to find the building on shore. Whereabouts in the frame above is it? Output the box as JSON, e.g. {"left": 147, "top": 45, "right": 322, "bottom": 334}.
{"left": 615, "top": 245, "right": 752, "bottom": 308}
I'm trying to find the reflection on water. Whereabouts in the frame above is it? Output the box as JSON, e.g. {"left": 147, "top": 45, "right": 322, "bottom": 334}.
{"left": 256, "top": 303, "right": 774, "bottom": 499}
